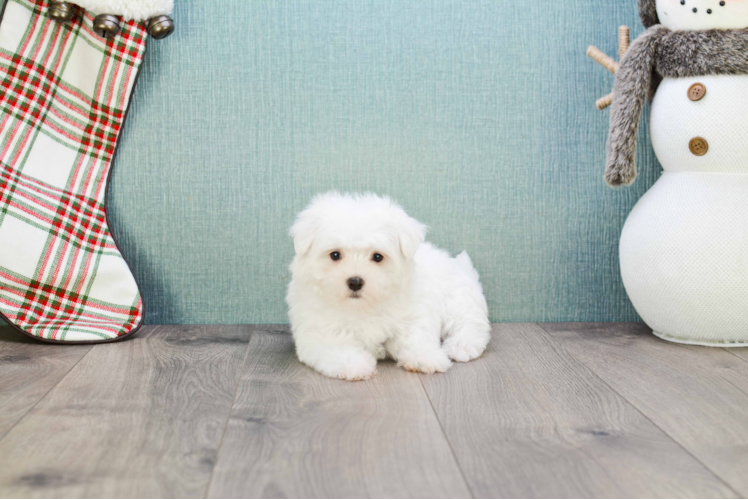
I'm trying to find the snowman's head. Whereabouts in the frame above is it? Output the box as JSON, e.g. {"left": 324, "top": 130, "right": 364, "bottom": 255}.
{"left": 651, "top": 0, "right": 748, "bottom": 30}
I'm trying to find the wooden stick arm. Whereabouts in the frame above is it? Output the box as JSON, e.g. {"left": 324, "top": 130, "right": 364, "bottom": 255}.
{"left": 588, "top": 26, "right": 629, "bottom": 110}
{"left": 587, "top": 46, "right": 619, "bottom": 74}
{"left": 596, "top": 92, "right": 614, "bottom": 111}
{"left": 619, "top": 26, "right": 630, "bottom": 59}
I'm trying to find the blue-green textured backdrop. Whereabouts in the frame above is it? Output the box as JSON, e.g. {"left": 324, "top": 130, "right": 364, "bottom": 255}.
{"left": 102, "top": 0, "right": 660, "bottom": 325}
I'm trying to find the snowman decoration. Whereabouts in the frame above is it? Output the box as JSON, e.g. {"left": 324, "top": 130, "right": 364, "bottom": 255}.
{"left": 590, "top": 0, "right": 748, "bottom": 346}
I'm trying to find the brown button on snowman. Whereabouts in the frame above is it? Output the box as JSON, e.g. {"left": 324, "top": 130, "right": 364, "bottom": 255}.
{"left": 590, "top": 0, "right": 748, "bottom": 346}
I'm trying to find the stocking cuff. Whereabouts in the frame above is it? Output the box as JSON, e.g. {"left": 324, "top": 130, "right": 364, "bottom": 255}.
{"left": 72, "top": 0, "right": 173, "bottom": 21}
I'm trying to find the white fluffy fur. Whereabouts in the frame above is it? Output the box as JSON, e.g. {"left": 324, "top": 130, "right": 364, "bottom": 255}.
{"left": 287, "top": 192, "right": 491, "bottom": 381}
{"left": 70, "top": 0, "right": 173, "bottom": 20}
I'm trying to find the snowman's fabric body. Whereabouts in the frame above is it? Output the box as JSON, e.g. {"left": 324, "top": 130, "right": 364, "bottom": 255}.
{"left": 609, "top": 0, "right": 748, "bottom": 345}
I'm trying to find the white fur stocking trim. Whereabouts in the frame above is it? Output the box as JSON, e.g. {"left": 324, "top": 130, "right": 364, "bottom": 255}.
{"left": 71, "top": 0, "right": 173, "bottom": 21}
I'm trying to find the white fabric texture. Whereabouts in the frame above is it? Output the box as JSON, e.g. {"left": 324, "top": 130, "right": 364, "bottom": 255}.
{"left": 621, "top": 171, "right": 748, "bottom": 346}
{"left": 71, "top": 0, "right": 173, "bottom": 20}
{"left": 650, "top": 76, "right": 748, "bottom": 174}
{"left": 621, "top": 73, "right": 748, "bottom": 346}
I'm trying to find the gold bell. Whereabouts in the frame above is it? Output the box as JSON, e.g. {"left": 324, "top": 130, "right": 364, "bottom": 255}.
{"left": 93, "top": 14, "right": 120, "bottom": 39}
{"left": 147, "top": 15, "right": 174, "bottom": 39}
{"left": 48, "top": 1, "right": 76, "bottom": 22}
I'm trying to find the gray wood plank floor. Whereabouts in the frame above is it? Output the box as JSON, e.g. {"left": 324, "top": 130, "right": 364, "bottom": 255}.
{"left": 207, "top": 327, "right": 470, "bottom": 499}
{"left": 540, "top": 323, "right": 748, "bottom": 498}
{"left": 0, "top": 325, "right": 251, "bottom": 498}
{"left": 0, "top": 329, "right": 91, "bottom": 441}
{"left": 0, "top": 322, "right": 745, "bottom": 498}
{"left": 419, "top": 323, "right": 733, "bottom": 499}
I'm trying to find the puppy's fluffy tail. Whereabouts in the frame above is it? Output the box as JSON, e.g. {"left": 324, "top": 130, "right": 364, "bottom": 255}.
{"left": 455, "top": 251, "right": 480, "bottom": 282}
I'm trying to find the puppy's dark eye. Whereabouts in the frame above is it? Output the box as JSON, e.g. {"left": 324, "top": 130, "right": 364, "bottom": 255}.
{"left": 330, "top": 251, "right": 341, "bottom": 261}
{"left": 372, "top": 253, "right": 384, "bottom": 263}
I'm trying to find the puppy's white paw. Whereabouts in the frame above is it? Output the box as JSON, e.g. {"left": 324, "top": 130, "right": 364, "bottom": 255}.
{"left": 324, "top": 350, "right": 377, "bottom": 381}
{"left": 398, "top": 349, "right": 452, "bottom": 374}
{"left": 442, "top": 335, "right": 487, "bottom": 363}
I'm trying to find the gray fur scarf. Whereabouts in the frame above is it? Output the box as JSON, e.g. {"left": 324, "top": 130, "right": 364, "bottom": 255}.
{"left": 605, "top": 25, "right": 748, "bottom": 186}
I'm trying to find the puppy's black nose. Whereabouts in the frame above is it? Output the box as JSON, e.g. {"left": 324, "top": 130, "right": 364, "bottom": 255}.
{"left": 347, "top": 277, "right": 365, "bottom": 291}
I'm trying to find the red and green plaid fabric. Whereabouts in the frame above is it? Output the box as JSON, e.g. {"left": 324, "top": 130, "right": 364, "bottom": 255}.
{"left": 0, "top": 0, "right": 146, "bottom": 342}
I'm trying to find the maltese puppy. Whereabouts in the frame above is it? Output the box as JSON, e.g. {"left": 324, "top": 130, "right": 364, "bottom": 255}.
{"left": 286, "top": 192, "right": 491, "bottom": 381}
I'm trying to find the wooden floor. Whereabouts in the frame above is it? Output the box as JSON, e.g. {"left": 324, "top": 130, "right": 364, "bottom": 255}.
{"left": 0, "top": 323, "right": 747, "bottom": 498}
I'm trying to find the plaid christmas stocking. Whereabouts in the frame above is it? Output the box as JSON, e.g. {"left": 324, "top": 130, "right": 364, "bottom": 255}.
{"left": 0, "top": 0, "right": 172, "bottom": 342}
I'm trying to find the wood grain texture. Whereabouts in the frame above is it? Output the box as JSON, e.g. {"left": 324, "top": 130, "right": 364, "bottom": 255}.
{"left": 726, "top": 347, "right": 748, "bottom": 363}
{"left": 0, "top": 327, "right": 91, "bottom": 440}
{"left": 420, "top": 323, "right": 735, "bottom": 498}
{"left": 207, "top": 326, "right": 471, "bottom": 499}
{"left": 0, "top": 325, "right": 251, "bottom": 498}
{"left": 541, "top": 322, "right": 748, "bottom": 497}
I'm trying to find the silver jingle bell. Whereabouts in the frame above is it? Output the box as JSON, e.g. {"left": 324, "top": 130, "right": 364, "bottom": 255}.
{"left": 48, "top": 1, "right": 76, "bottom": 23}
{"left": 147, "top": 15, "right": 174, "bottom": 40}
{"left": 93, "top": 14, "right": 120, "bottom": 39}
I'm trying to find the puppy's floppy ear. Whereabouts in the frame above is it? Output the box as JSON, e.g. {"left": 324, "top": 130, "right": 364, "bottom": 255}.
{"left": 396, "top": 214, "right": 427, "bottom": 260}
{"left": 290, "top": 211, "right": 318, "bottom": 256}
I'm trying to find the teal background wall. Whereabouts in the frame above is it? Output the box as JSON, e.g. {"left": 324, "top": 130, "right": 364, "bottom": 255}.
{"left": 107, "top": 0, "right": 660, "bottom": 325}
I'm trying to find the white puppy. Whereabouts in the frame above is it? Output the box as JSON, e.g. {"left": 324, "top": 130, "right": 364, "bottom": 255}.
{"left": 286, "top": 192, "right": 491, "bottom": 381}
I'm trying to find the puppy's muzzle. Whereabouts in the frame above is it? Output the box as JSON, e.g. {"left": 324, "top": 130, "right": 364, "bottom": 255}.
{"left": 347, "top": 277, "right": 365, "bottom": 292}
